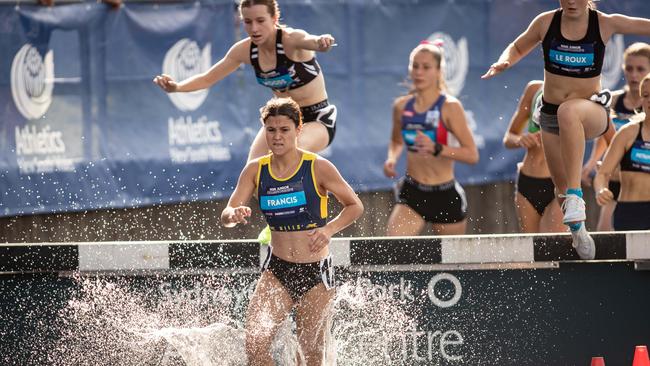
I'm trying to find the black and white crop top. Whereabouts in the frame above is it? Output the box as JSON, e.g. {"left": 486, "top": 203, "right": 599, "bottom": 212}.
{"left": 250, "top": 28, "right": 321, "bottom": 92}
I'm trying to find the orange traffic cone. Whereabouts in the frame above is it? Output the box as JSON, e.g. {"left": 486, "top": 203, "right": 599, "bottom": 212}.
{"left": 591, "top": 356, "right": 605, "bottom": 366}
{"left": 633, "top": 345, "right": 650, "bottom": 366}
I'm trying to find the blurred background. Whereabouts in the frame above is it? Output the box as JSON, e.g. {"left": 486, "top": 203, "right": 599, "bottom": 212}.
{"left": 1, "top": 0, "right": 649, "bottom": 242}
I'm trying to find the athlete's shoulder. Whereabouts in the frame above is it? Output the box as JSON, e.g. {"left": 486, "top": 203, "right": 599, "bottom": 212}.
{"left": 616, "top": 120, "right": 642, "bottom": 141}
{"left": 393, "top": 94, "right": 413, "bottom": 109}
{"left": 283, "top": 27, "right": 309, "bottom": 42}
{"left": 531, "top": 9, "right": 557, "bottom": 33}
{"left": 442, "top": 94, "right": 463, "bottom": 108}
{"left": 229, "top": 38, "right": 253, "bottom": 61}
{"left": 525, "top": 80, "right": 543, "bottom": 90}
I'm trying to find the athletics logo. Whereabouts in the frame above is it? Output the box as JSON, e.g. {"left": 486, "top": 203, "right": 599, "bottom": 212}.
{"left": 162, "top": 39, "right": 211, "bottom": 111}
{"left": 11, "top": 44, "right": 55, "bottom": 120}
{"left": 426, "top": 32, "right": 469, "bottom": 97}
{"left": 601, "top": 34, "right": 624, "bottom": 90}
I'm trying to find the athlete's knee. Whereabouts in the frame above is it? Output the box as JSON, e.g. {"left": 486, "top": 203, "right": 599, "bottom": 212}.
{"left": 557, "top": 101, "right": 582, "bottom": 126}
{"left": 245, "top": 327, "right": 274, "bottom": 361}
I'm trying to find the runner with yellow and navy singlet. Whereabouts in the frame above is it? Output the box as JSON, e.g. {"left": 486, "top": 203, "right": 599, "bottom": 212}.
{"left": 220, "top": 97, "right": 363, "bottom": 365}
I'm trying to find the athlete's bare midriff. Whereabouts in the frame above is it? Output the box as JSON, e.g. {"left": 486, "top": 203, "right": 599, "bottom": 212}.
{"left": 273, "top": 72, "right": 328, "bottom": 107}
{"left": 543, "top": 71, "right": 601, "bottom": 104}
{"left": 270, "top": 230, "right": 330, "bottom": 263}
{"left": 405, "top": 153, "right": 455, "bottom": 185}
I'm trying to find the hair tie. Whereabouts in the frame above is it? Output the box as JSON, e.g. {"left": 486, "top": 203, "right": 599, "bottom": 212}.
{"left": 420, "top": 39, "right": 444, "bottom": 48}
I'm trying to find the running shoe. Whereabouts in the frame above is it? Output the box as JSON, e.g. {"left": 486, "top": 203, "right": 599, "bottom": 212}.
{"left": 571, "top": 224, "right": 596, "bottom": 260}
{"left": 257, "top": 224, "right": 271, "bottom": 246}
{"left": 560, "top": 194, "right": 587, "bottom": 224}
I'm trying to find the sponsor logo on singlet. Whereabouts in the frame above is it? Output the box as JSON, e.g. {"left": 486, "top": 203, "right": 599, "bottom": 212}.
{"left": 631, "top": 147, "right": 650, "bottom": 167}
{"left": 549, "top": 43, "right": 594, "bottom": 67}
{"left": 261, "top": 191, "right": 307, "bottom": 210}
{"left": 257, "top": 73, "right": 294, "bottom": 89}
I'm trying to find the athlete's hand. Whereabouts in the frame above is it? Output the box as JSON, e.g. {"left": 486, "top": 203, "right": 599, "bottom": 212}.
{"left": 383, "top": 158, "right": 397, "bottom": 178}
{"left": 481, "top": 60, "right": 510, "bottom": 79}
{"left": 225, "top": 206, "right": 252, "bottom": 226}
{"left": 517, "top": 132, "right": 541, "bottom": 149}
{"left": 595, "top": 188, "right": 614, "bottom": 206}
{"left": 153, "top": 74, "right": 179, "bottom": 93}
{"left": 317, "top": 34, "right": 336, "bottom": 52}
{"left": 307, "top": 228, "right": 332, "bottom": 253}
{"left": 414, "top": 130, "right": 435, "bottom": 155}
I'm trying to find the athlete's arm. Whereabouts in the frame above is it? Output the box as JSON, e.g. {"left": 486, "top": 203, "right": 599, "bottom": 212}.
{"left": 593, "top": 124, "right": 636, "bottom": 205}
{"left": 482, "top": 11, "right": 549, "bottom": 79}
{"left": 503, "top": 81, "right": 543, "bottom": 149}
{"left": 602, "top": 13, "right": 650, "bottom": 39}
{"left": 384, "top": 96, "right": 408, "bottom": 178}
{"left": 220, "top": 161, "right": 258, "bottom": 227}
{"left": 286, "top": 28, "right": 336, "bottom": 52}
{"left": 435, "top": 99, "right": 479, "bottom": 164}
{"left": 308, "top": 158, "right": 363, "bottom": 253}
{"left": 154, "top": 39, "right": 248, "bottom": 93}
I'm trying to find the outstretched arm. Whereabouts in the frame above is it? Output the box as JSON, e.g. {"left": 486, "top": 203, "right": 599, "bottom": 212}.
{"left": 307, "top": 159, "right": 363, "bottom": 253}
{"left": 482, "top": 12, "right": 549, "bottom": 79}
{"left": 153, "top": 39, "right": 248, "bottom": 93}
{"left": 220, "top": 161, "right": 258, "bottom": 227}
{"left": 286, "top": 28, "right": 336, "bottom": 52}
{"left": 604, "top": 13, "right": 650, "bottom": 38}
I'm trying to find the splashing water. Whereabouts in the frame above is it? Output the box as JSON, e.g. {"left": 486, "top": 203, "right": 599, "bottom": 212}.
{"left": 34, "top": 272, "right": 415, "bottom": 366}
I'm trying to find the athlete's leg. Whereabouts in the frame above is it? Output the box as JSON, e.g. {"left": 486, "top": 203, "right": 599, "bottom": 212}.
{"left": 541, "top": 131, "right": 568, "bottom": 196}
{"left": 430, "top": 220, "right": 467, "bottom": 235}
{"left": 539, "top": 199, "right": 566, "bottom": 233}
{"left": 596, "top": 202, "right": 616, "bottom": 231}
{"left": 556, "top": 99, "right": 608, "bottom": 190}
{"left": 514, "top": 191, "right": 542, "bottom": 233}
{"left": 294, "top": 284, "right": 335, "bottom": 366}
{"left": 386, "top": 204, "right": 426, "bottom": 236}
{"left": 248, "top": 127, "right": 271, "bottom": 162}
{"left": 297, "top": 121, "right": 330, "bottom": 153}
{"left": 245, "top": 271, "right": 294, "bottom": 366}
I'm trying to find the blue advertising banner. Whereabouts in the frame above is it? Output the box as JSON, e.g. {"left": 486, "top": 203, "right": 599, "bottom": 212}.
{"left": 1, "top": 0, "right": 649, "bottom": 216}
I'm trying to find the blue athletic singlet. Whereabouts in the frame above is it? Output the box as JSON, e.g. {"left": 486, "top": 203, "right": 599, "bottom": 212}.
{"left": 401, "top": 94, "right": 449, "bottom": 151}
{"left": 542, "top": 9, "right": 605, "bottom": 78}
{"left": 250, "top": 29, "right": 321, "bottom": 92}
{"left": 256, "top": 152, "right": 327, "bottom": 231}
{"left": 620, "top": 122, "right": 650, "bottom": 174}
{"left": 612, "top": 91, "right": 638, "bottom": 131}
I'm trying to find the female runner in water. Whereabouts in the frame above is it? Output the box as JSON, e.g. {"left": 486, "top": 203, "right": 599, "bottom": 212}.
{"left": 221, "top": 97, "right": 363, "bottom": 365}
